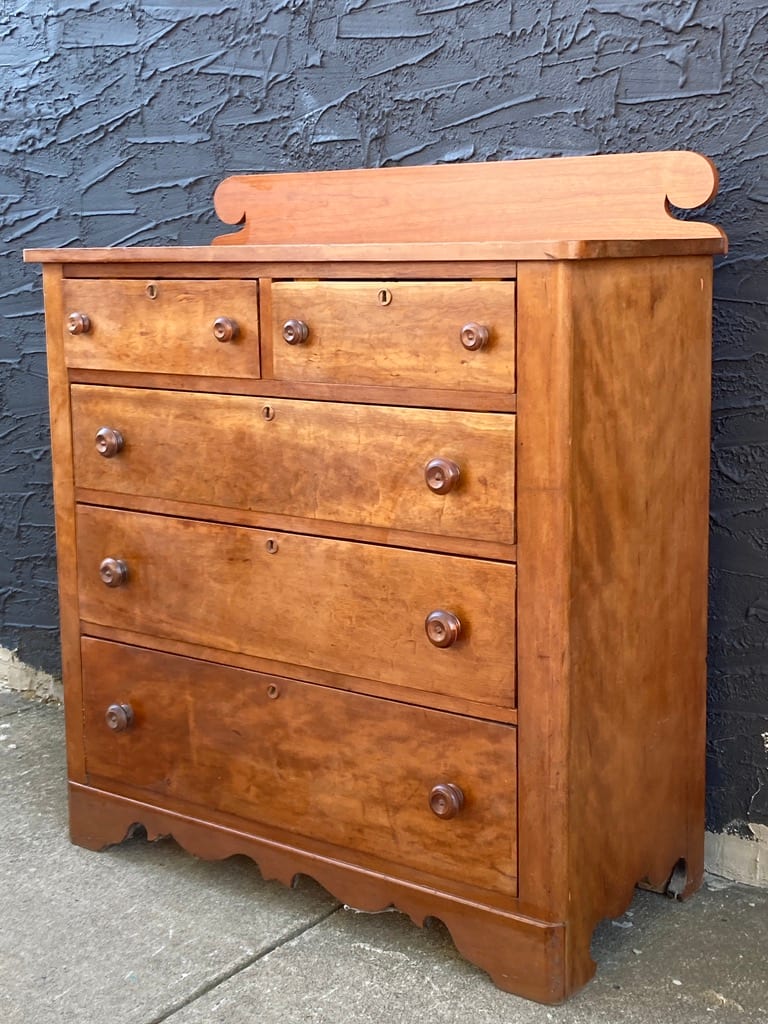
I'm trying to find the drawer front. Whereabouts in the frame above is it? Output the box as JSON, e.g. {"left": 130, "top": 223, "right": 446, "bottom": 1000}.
{"left": 71, "top": 386, "right": 516, "bottom": 545}
{"left": 270, "top": 280, "right": 516, "bottom": 391}
{"left": 76, "top": 506, "right": 517, "bottom": 707}
{"left": 61, "top": 279, "right": 260, "bottom": 377}
{"left": 82, "top": 639, "right": 518, "bottom": 895}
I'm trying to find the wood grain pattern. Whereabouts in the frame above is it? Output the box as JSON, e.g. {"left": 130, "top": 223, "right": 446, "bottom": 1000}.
{"left": 25, "top": 237, "right": 726, "bottom": 267}
{"left": 73, "top": 490, "right": 516, "bottom": 562}
{"left": 81, "top": 638, "right": 517, "bottom": 895}
{"left": 70, "top": 386, "right": 516, "bottom": 544}
{"left": 66, "top": 369, "right": 517, "bottom": 413}
{"left": 60, "top": 279, "right": 260, "bottom": 376}
{"left": 76, "top": 623, "right": 518, "bottom": 725}
{"left": 212, "top": 153, "right": 725, "bottom": 249}
{"left": 270, "top": 279, "right": 516, "bottom": 392}
{"left": 563, "top": 255, "right": 712, "bottom": 991}
{"left": 515, "top": 255, "right": 712, "bottom": 992}
{"left": 76, "top": 506, "right": 517, "bottom": 707}
{"left": 514, "top": 261, "right": 574, "bottom": 926}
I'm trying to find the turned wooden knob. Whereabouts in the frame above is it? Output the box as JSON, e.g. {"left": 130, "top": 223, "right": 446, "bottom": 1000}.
{"left": 213, "top": 316, "right": 239, "bottom": 342}
{"left": 425, "top": 609, "right": 462, "bottom": 648}
{"left": 67, "top": 312, "right": 91, "bottom": 335}
{"left": 460, "top": 321, "right": 489, "bottom": 351}
{"left": 95, "top": 426, "right": 124, "bottom": 458}
{"left": 105, "top": 703, "right": 134, "bottom": 732}
{"left": 282, "top": 319, "right": 309, "bottom": 345}
{"left": 429, "top": 783, "right": 464, "bottom": 819}
{"left": 425, "top": 457, "right": 460, "bottom": 494}
{"left": 99, "top": 557, "right": 128, "bottom": 588}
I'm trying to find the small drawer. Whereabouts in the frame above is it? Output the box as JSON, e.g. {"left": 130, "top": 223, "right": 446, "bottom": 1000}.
{"left": 61, "top": 279, "right": 259, "bottom": 377}
{"left": 270, "top": 280, "right": 516, "bottom": 392}
{"left": 82, "top": 638, "right": 518, "bottom": 895}
{"left": 71, "top": 386, "right": 516, "bottom": 546}
{"left": 76, "top": 506, "right": 517, "bottom": 708}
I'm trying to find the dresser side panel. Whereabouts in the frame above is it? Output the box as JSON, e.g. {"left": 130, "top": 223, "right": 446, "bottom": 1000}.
{"left": 42, "top": 264, "right": 86, "bottom": 782}
{"left": 565, "top": 255, "right": 712, "bottom": 989}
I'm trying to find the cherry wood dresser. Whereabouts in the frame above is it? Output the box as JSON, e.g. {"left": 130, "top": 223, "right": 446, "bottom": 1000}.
{"left": 26, "top": 153, "right": 726, "bottom": 1003}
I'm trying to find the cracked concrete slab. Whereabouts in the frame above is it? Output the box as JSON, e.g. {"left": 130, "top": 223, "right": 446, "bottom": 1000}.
{"left": 0, "top": 688, "right": 39, "bottom": 716}
{"left": 0, "top": 699, "right": 339, "bottom": 1024}
{"left": 157, "top": 883, "right": 768, "bottom": 1024}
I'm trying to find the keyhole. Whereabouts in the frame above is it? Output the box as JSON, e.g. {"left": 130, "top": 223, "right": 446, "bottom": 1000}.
{"left": 265, "top": 539, "right": 279, "bottom": 554}
{"left": 262, "top": 405, "right": 275, "bottom": 421}
{"left": 377, "top": 288, "right": 392, "bottom": 306}
{"left": 146, "top": 282, "right": 158, "bottom": 300}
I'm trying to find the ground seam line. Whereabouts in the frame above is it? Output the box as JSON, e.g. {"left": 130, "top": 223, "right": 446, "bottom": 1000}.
{"left": 0, "top": 697, "right": 44, "bottom": 718}
{"left": 143, "top": 904, "right": 343, "bottom": 1024}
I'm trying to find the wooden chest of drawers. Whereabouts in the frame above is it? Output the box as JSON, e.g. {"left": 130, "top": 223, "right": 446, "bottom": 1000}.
{"left": 26, "top": 153, "right": 727, "bottom": 1003}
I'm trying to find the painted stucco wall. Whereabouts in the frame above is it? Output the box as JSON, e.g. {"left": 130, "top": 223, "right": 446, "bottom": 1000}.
{"left": 1, "top": 1, "right": 766, "bottom": 838}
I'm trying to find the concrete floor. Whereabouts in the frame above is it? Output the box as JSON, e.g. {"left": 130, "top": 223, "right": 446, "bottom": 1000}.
{"left": 1, "top": 689, "right": 766, "bottom": 1024}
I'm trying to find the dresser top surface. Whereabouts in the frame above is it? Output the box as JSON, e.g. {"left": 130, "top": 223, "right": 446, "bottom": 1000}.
{"left": 24, "top": 236, "right": 723, "bottom": 266}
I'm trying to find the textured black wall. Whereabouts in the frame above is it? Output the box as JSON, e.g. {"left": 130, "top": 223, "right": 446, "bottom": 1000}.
{"left": 1, "top": 1, "right": 766, "bottom": 835}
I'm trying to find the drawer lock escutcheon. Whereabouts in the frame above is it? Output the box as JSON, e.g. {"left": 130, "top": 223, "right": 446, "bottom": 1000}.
{"left": 105, "top": 703, "right": 134, "bottom": 733}
{"left": 95, "top": 426, "right": 124, "bottom": 458}
{"left": 429, "top": 782, "right": 465, "bottom": 819}
{"left": 424, "top": 457, "right": 460, "bottom": 495}
{"left": 425, "top": 609, "right": 462, "bottom": 648}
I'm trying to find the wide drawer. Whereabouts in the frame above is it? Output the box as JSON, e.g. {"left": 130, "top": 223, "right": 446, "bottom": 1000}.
{"left": 270, "top": 280, "right": 516, "bottom": 392}
{"left": 61, "top": 279, "right": 260, "bottom": 377}
{"left": 81, "top": 638, "right": 518, "bottom": 895}
{"left": 76, "top": 506, "right": 517, "bottom": 707}
{"left": 71, "top": 386, "right": 516, "bottom": 546}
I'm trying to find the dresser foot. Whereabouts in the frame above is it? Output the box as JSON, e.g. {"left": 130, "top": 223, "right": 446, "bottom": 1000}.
{"left": 433, "top": 910, "right": 574, "bottom": 1002}
{"left": 637, "top": 845, "right": 705, "bottom": 902}
{"left": 68, "top": 785, "right": 168, "bottom": 851}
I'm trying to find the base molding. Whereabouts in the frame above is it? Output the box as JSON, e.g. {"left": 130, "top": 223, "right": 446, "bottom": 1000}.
{"left": 705, "top": 827, "right": 768, "bottom": 888}
{"left": 68, "top": 782, "right": 572, "bottom": 1002}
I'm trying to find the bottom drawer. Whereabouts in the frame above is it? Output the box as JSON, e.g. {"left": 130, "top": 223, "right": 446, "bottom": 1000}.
{"left": 81, "top": 638, "right": 518, "bottom": 896}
